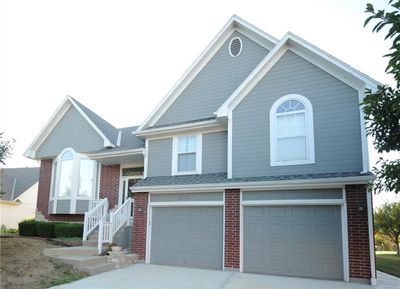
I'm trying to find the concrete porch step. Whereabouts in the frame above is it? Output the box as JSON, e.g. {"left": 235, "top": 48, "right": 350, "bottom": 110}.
{"left": 44, "top": 246, "right": 99, "bottom": 257}
{"left": 78, "top": 262, "right": 116, "bottom": 275}
{"left": 48, "top": 255, "right": 108, "bottom": 267}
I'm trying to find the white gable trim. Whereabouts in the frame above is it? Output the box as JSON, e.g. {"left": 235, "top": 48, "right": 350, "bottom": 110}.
{"left": 24, "top": 96, "right": 114, "bottom": 159}
{"left": 136, "top": 15, "right": 278, "bottom": 131}
{"left": 216, "top": 32, "right": 380, "bottom": 118}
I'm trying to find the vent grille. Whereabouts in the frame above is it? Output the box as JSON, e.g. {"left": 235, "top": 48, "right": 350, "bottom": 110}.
{"left": 229, "top": 37, "right": 242, "bottom": 57}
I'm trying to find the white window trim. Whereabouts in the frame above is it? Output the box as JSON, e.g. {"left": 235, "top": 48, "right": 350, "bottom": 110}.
{"left": 171, "top": 133, "right": 202, "bottom": 175}
{"left": 270, "top": 94, "right": 315, "bottom": 167}
{"left": 229, "top": 36, "right": 242, "bottom": 57}
{"left": 50, "top": 148, "right": 98, "bottom": 205}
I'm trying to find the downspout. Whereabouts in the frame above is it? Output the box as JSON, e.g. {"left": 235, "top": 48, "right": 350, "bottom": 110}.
{"left": 10, "top": 178, "right": 16, "bottom": 201}
{"left": 366, "top": 189, "right": 377, "bottom": 285}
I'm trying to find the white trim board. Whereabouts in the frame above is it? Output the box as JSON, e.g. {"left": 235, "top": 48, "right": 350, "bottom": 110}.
{"left": 132, "top": 175, "right": 374, "bottom": 193}
{"left": 24, "top": 96, "right": 115, "bottom": 159}
{"left": 136, "top": 15, "right": 278, "bottom": 131}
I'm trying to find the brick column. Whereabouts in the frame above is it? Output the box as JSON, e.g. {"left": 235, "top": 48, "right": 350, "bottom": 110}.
{"left": 132, "top": 192, "right": 149, "bottom": 260}
{"left": 99, "top": 164, "right": 120, "bottom": 209}
{"left": 225, "top": 188, "right": 240, "bottom": 269}
{"left": 346, "top": 184, "right": 372, "bottom": 281}
{"left": 36, "top": 159, "right": 52, "bottom": 219}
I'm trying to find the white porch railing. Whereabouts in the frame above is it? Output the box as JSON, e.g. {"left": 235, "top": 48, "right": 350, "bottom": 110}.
{"left": 97, "top": 198, "right": 133, "bottom": 254}
{"left": 89, "top": 199, "right": 104, "bottom": 210}
{"left": 83, "top": 198, "right": 108, "bottom": 241}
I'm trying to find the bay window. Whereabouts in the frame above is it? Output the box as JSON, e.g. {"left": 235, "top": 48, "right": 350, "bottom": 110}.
{"left": 50, "top": 148, "right": 97, "bottom": 214}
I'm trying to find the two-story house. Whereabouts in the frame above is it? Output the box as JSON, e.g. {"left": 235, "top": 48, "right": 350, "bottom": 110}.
{"left": 25, "top": 16, "right": 378, "bottom": 284}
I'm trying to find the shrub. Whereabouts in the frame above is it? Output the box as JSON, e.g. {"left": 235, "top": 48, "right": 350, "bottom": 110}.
{"left": 36, "top": 222, "right": 56, "bottom": 238}
{"left": 55, "top": 223, "right": 83, "bottom": 238}
{"left": 0, "top": 225, "right": 18, "bottom": 234}
{"left": 18, "top": 219, "right": 37, "bottom": 236}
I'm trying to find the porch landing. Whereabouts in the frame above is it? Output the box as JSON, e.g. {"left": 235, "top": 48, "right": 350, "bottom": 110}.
{"left": 44, "top": 246, "right": 138, "bottom": 275}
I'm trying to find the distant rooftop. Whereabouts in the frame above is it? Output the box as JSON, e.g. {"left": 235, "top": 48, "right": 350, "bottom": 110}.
{"left": 0, "top": 167, "right": 40, "bottom": 201}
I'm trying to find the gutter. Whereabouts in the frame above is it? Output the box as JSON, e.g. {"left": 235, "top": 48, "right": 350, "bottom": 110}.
{"left": 88, "top": 148, "right": 144, "bottom": 158}
{"left": 131, "top": 175, "right": 375, "bottom": 192}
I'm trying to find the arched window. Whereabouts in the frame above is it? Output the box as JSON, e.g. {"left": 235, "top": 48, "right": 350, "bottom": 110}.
{"left": 270, "top": 94, "right": 315, "bottom": 166}
{"left": 51, "top": 148, "right": 97, "bottom": 201}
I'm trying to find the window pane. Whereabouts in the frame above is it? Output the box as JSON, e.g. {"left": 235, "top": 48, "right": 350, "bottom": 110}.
{"left": 277, "top": 113, "right": 306, "bottom": 138}
{"left": 78, "top": 159, "right": 96, "bottom": 197}
{"left": 122, "top": 167, "right": 144, "bottom": 176}
{"left": 52, "top": 161, "right": 57, "bottom": 197}
{"left": 178, "top": 153, "right": 196, "bottom": 172}
{"left": 277, "top": 136, "right": 307, "bottom": 161}
{"left": 277, "top": 100, "right": 305, "bottom": 113}
{"left": 58, "top": 160, "right": 73, "bottom": 197}
{"left": 61, "top": 150, "right": 73, "bottom": 160}
{"left": 178, "top": 136, "right": 196, "bottom": 153}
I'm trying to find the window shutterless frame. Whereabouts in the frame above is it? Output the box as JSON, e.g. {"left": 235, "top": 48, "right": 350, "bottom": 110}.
{"left": 171, "top": 133, "right": 202, "bottom": 175}
{"left": 269, "top": 94, "right": 315, "bottom": 166}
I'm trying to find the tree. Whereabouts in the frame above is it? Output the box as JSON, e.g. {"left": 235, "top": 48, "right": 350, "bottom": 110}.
{"left": 364, "top": 1, "right": 400, "bottom": 194}
{"left": 374, "top": 202, "right": 400, "bottom": 255}
{"left": 0, "top": 132, "right": 14, "bottom": 165}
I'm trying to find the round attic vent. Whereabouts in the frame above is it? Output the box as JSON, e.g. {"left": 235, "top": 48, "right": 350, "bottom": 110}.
{"left": 229, "top": 37, "right": 242, "bottom": 57}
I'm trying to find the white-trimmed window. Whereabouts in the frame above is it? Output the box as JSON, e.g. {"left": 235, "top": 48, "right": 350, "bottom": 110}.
{"left": 270, "top": 94, "right": 315, "bottom": 166}
{"left": 51, "top": 148, "right": 97, "bottom": 200}
{"left": 172, "top": 134, "right": 202, "bottom": 175}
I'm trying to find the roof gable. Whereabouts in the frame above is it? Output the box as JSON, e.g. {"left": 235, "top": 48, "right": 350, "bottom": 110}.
{"left": 137, "top": 15, "right": 278, "bottom": 131}
{"left": 25, "top": 96, "right": 116, "bottom": 158}
{"left": 216, "top": 32, "right": 381, "bottom": 117}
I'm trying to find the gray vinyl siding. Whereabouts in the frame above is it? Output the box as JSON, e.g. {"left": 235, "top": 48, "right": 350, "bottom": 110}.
{"left": 202, "top": 132, "right": 227, "bottom": 174}
{"left": 55, "top": 200, "right": 70, "bottom": 214}
{"left": 154, "top": 31, "right": 269, "bottom": 127}
{"left": 150, "top": 192, "right": 223, "bottom": 202}
{"left": 147, "top": 138, "right": 173, "bottom": 177}
{"left": 76, "top": 200, "right": 89, "bottom": 214}
{"left": 48, "top": 200, "right": 53, "bottom": 214}
{"left": 242, "top": 189, "right": 342, "bottom": 201}
{"left": 233, "top": 50, "right": 363, "bottom": 178}
{"left": 36, "top": 106, "right": 104, "bottom": 158}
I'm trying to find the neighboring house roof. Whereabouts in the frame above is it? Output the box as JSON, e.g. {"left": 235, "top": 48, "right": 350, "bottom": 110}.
{"left": 0, "top": 167, "right": 39, "bottom": 201}
{"left": 132, "top": 171, "right": 374, "bottom": 191}
{"left": 24, "top": 96, "right": 144, "bottom": 159}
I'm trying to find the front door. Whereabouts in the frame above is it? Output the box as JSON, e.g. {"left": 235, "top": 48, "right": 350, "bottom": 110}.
{"left": 120, "top": 177, "right": 141, "bottom": 205}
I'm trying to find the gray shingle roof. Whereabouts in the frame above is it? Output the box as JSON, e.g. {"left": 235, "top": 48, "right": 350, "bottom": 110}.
{"left": 0, "top": 167, "right": 40, "bottom": 201}
{"left": 134, "top": 171, "right": 373, "bottom": 188}
{"left": 71, "top": 97, "right": 119, "bottom": 145}
{"left": 69, "top": 97, "right": 144, "bottom": 153}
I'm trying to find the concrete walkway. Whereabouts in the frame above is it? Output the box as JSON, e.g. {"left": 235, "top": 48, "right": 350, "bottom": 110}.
{"left": 376, "top": 271, "right": 400, "bottom": 289}
{"left": 50, "top": 264, "right": 377, "bottom": 289}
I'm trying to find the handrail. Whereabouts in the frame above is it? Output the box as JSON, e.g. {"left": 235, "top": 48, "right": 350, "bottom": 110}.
{"left": 110, "top": 197, "right": 132, "bottom": 234}
{"left": 97, "top": 198, "right": 133, "bottom": 254}
{"left": 83, "top": 198, "right": 108, "bottom": 241}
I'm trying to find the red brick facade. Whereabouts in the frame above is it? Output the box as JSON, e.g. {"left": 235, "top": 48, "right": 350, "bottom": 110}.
{"left": 131, "top": 192, "right": 148, "bottom": 260}
{"left": 99, "top": 164, "right": 120, "bottom": 209}
{"left": 346, "top": 184, "right": 372, "bottom": 281}
{"left": 36, "top": 159, "right": 84, "bottom": 222}
{"left": 224, "top": 189, "right": 240, "bottom": 269}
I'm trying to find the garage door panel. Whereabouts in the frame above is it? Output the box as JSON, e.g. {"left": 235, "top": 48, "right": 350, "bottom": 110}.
{"left": 244, "top": 205, "right": 343, "bottom": 280}
{"left": 151, "top": 206, "right": 223, "bottom": 270}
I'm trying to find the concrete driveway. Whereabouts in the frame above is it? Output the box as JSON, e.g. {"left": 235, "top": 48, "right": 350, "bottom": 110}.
{"left": 50, "top": 264, "right": 375, "bottom": 289}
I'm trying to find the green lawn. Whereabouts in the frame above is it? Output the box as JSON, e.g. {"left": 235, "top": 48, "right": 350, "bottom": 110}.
{"left": 376, "top": 251, "right": 400, "bottom": 278}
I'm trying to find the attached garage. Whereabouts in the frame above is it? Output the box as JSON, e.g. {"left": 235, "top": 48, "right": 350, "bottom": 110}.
{"left": 241, "top": 189, "right": 346, "bottom": 280}
{"left": 148, "top": 192, "right": 224, "bottom": 270}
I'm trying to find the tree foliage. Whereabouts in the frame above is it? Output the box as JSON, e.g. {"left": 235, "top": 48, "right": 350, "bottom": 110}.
{"left": 374, "top": 202, "right": 400, "bottom": 255}
{"left": 364, "top": 1, "right": 400, "bottom": 194}
{"left": 0, "top": 132, "right": 14, "bottom": 165}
